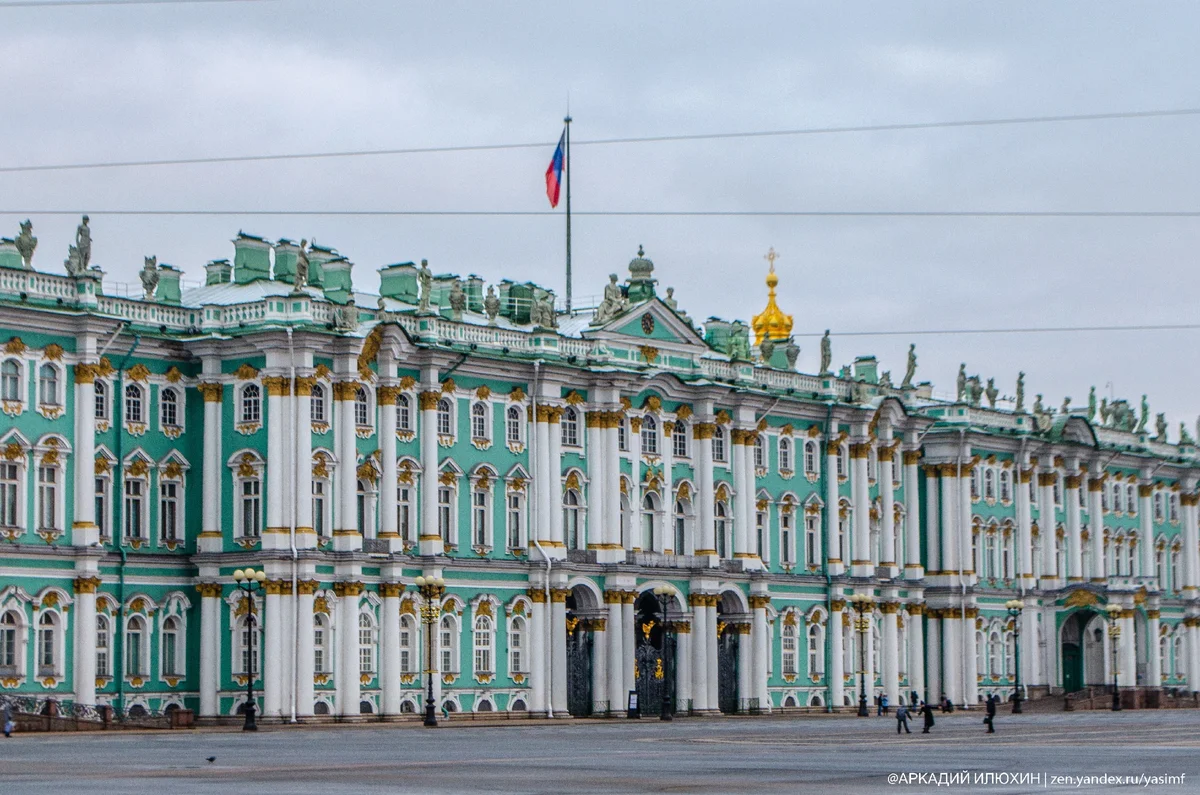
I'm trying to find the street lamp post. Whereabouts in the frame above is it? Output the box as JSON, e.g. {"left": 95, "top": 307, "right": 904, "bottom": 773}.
{"left": 414, "top": 576, "right": 446, "bottom": 728}
{"left": 1106, "top": 603, "right": 1122, "bottom": 712}
{"left": 848, "top": 593, "right": 875, "bottom": 717}
{"left": 653, "top": 585, "right": 674, "bottom": 721}
{"left": 232, "top": 568, "right": 266, "bottom": 732}
{"left": 1005, "top": 599, "right": 1023, "bottom": 714}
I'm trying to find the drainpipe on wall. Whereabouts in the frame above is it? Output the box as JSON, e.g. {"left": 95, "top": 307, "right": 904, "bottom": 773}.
{"left": 529, "top": 359, "right": 553, "bottom": 718}
{"left": 823, "top": 403, "right": 835, "bottom": 712}
{"left": 112, "top": 332, "right": 141, "bottom": 719}
{"left": 287, "top": 327, "right": 298, "bottom": 724}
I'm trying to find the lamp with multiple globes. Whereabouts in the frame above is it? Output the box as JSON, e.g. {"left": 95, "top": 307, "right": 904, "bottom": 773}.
{"left": 413, "top": 575, "right": 447, "bottom": 727}
{"left": 231, "top": 568, "right": 267, "bottom": 731}
{"left": 847, "top": 593, "right": 875, "bottom": 718}
{"left": 1005, "top": 599, "right": 1024, "bottom": 714}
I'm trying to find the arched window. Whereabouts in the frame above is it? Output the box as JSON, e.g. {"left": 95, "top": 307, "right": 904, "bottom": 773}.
{"left": 358, "top": 613, "right": 376, "bottom": 675}
{"left": 38, "top": 364, "right": 59, "bottom": 407}
{"left": 983, "top": 469, "right": 995, "bottom": 500}
{"left": 399, "top": 614, "right": 415, "bottom": 674}
{"left": 779, "top": 437, "right": 792, "bottom": 472}
{"left": 1159, "top": 635, "right": 1169, "bottom": 679}
{"left": 672, "top": 421, "right": 688, "bottom": 458}
{"left": 804, "top": 441, "right": 818, "bottom": 475}
{"left": 312, "top": 476, "right": 328, "bottom": 539}
{"left": 673, "top": 499, "right": 688, "bottom": 554}
{"left": 805, "top": 514, "right": 820, "bottom": 568}
{"left": 396, "top": 392, "right": 411, "bottom": 432}
{"left": 808, "top": 622, "right": 824, "bottom": 674}
{"left": 617, "top": 418, "right": 627, "bottom": 451}
{"left": 37, "top": 612, "right": 57, "bottom": 673}
{"left": 505, "top": 406, "right": 522, "bottom": 445}
{"left": 310, "top": 383, "right": 326, "bottom": 424}
{"left": 756, "top": 506, "right": 767, "bottom": 560}
{"left": 506, "top": 491, "right": 524, "bottom": 550}
{"left": 95, "top": 615, "right": 110, "bottom": 677}
{"left": 970, "top": 467, "right": 980, "bottom": 499}
{"left": 563, "top": 489, "right": 582, "bottom": 550}
{"left": 313, "top": 614, "right": 329, "bottom": 674}
{"left": 780, "top": 506, "right": 793, "bottom": 564}
{"left": 1004, "top": 632, "right": 1015, "bottom": 679}
{"left": 354, "top": 386, "right": 370, "bottom": 427}
{"left": 989, "top": 631, "right": 1002, "bottom": 678}
{"left": 0, "top": 360, "right": 20, "bottom": 402}
{"left": 160, "top": 387, "right": 179, "bottom": 428}
{"left": 125, "top": 384, "right": 144, "bottom": 424}
{"left": 471, "top": 402, "right": 488, "bottom": 441}
{"left": 1174, "top": 635, "right": 1185, "bottom": 677}
{"left": 126, "top": 615, "right": 147, "bottom": 677}
{"left": 641, "top": 492, "right": 658, "bottom": 552}
{"left": 438, "top": 483, "right": 455, "bottom": 544}
{"left": 836, "top": 444, "right": 847, "bottom": 478}
{"left": 975, "top": 630, "right": 986, "bottom": 681}
{"left": 781, "top": 621, "right": 797, "bottom": 675}
{"left": 1153, "top": 491, "right": 1164, "bottom": 522}
{"left": 1126, "top": 485, "right": 1137, "bottom": 516}
{"left": 161, "top": 616, "right": 180, "bottom": 677}
{"left": 94, "top": 379, "right": 108, "bottom": 420}
{"left": 239, "top": 384, "right": 260, "bottom": 424}
{"left": 641, "top": 415, "right": 658, "bottom": 455}
{"left": 439, "top": 615, "right": 459, "bottom": 673}
{"left": 37, "top": 463, "right": 58, "bottom": 532}
{"left": 239, "top": 474, "right": 261, "bottom": 539}
{"left": 508, "top": 616, "right": 526, "bottom": 674}
{"left": 754, "top": 434, "right": 766, "bottom": 470}
{"left": 712, "top": 426, "right": 726, "bottom": 462}
{"left": 437, "top": 398, "right": 453, "bottom": 436}
{"left": 999, "top": 470, "right": 1011, "bottom": 502}
{"left": 715, "top": 500, "right": 729, "bottom": 558}
{"left": 472, "top": 484, "right": 489, "bottom": 547}
{"left": 1114, "top": 483, "right": 1124, "bottom": 513}
{"left": 473, "top": 615, "right": 494, "bottom": 675}
{"left": 0, "top": 610, "right": 19, "bottom": 669}
{"left": 619, "top": 492, "right": 631, "bottom": 548}
{"left": 561, "top": 407, "right": 580, "bottom": 447}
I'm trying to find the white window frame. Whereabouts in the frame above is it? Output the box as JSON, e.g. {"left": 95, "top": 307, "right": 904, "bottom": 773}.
{"left": 239, "top": 383, "right": 261, "bottom": 425}
{"left": 470, "top": 401, "right": 491, "bottom": 443}
{"left": 473, "top": 614, "right": 494, "bottom": 677}
{"left": 470, "top": 474, "right": 494, "bottom": 549}
{"left": 781, "top": 620, "right": 797, "bottom": 676}
{"left": 562, "top": 407, "right": 581, "bottom": 448}
{"left": 436, "top": 398, "right": 455, "bottom": 439}
{"left": 36, "top": 460, "right": 63, "bottom": 535}
{"left": 754, "top": 434, "right": 766, "bottom": 470}
{"left": 438, "top": 482, "right": 457, "bottom": 545}
{"left": 804, "top": 440, "right": 819, "bottom": 477}
{"left": 125, "top": 613, "right": 151, "bottom": 678}
{"left": 508, "top": 615, "right": 526, "bottom": 675}
{"left": 358, "top": 610, "right": 377, "bottom": 676}
{"left": 310, "top": 383, "right": 327, "bottom": 425}
{"left": 564, "top": 488, "right": 584, "bottom": 550}
{"left": 505, "top": 405, "right": 522, "bottom": 447}
{"left": 159, "top": 611, "right": 185, "bottom": 680}
{"left": 35, "top": 609, "right": 63, "bottom": 678}
{"left": 712, "top": 426, "right": 726, "bottom": 463}
{"left": 640, "top": 415, "right": 657, "bottom": 456}
{"left": 124, "top": 383, "right": 145, "bottom": 426}
{"left": 506, "top": 489, "right": 525, "bottom": 551}
{"left": 158, "top": 386, "right": 182, "bottom": 433}
{"left": 354, "top": 386, "right": 373, "bottom": 430}
{"left": 399, "top": 613, "right": 416, "bottom": 674}
{"left": 0, "top": 358, "right": 23, "bottom": 405}
{"left": 123, "top": 467, "right": 149, "bottom": 542}
{"left": 313, "top": 613, "right": 330, "bottom": 674}
{"left": 778, "top": 436, "right": 792, "bottom": 472}
{"left": 0, "top": 608, "right": 25, "bottom": 677}
{"left": 95, "top": 613, "right": 112, "bottom": 678}
{"left": 672, "top": 421, "right": 689, "bottom": 458}
{"left": 38, "top": 363, "right": 60, "bottom": 409}
{"left": 397, "top": 481, "right": 414, "bottom": 543}
{"left": 439, "top": 614, "right": 460, "bottom": 674}
{"left": 94, "top": 378, "right": 109, "bottom": 421}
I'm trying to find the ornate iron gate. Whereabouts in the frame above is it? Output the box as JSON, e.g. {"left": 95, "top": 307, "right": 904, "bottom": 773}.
{"left": 718, "top": 626, "right": 739, "bottom": 714}
{"left": 635, "top": 636, "right": 663, "bottom": 717}
{"left": 566, "top": 620, "right": 593, "bottom": 717}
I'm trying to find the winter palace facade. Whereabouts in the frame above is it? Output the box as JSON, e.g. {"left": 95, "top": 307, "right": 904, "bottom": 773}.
{"left": 0, "top": 224, "right": 1197, "bottom": 722}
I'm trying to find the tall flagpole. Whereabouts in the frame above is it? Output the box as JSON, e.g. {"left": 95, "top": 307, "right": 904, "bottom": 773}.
{"left": 564, "top": 115, "right": 572, "bottom": 314}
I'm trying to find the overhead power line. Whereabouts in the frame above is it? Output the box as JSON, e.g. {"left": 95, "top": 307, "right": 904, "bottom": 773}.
{"left": 810, "top": 323, "right": 1200, "bottom": 338}
{"left": 1, "top": 107, "right": 1198, "bottom": 174}
{"left": 0, "top": 0, "right": 276, "bottom": 7}
{"left": 1, "top": 209, "right": 1199, "bottom": 218}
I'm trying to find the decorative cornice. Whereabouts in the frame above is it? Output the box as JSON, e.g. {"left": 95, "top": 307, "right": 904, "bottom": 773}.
{"left": 197, "top": 382, "right": 223, "bottom": 403}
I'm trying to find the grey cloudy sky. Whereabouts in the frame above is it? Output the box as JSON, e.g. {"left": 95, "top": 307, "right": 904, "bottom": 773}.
{"left": 2, "top": 0, "right": 1198, "bottom": 431}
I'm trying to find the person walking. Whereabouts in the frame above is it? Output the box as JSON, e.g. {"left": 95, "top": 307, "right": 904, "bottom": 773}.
{"left": 875, "top": 693, "right": 881, "bottom": 716}
{"left": 896, "top": 703, "right": 911, "bottom": 734}
{"left": 984, "top": 694, "right": 996, "bottom": 734}
{"left": 3, "top": 702, "right": 13, "bottom": 738}
{"left": 921, "top": 700, "right": 935, "bottom": 734}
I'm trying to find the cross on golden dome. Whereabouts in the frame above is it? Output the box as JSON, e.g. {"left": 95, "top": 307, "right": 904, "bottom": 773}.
{"left": 751, "top": 247, "right": 793, "bottom": 346}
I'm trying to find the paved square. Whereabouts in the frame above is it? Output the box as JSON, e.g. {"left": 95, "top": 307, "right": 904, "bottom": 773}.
{"left": 4, "top": 710, "right": 1199, "bottom": 794}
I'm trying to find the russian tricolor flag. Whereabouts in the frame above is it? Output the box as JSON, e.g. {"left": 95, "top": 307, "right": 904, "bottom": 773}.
{"left": 545, "top": 131, "right": 565, "bottom": 208}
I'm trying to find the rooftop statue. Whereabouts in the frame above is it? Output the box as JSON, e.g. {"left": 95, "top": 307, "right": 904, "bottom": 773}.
{"left": 1060, "top": 396, "right": 1071, "bottom": 415}
{"left": 1179, "top": 422, "right": 1194, "bottom": 446}
{"left": 967, "top": 375, "right": 983, "bottom": 408}
{"left": 956, "top": 363, "right": 967, "bottom": 402}
{"left": 1136, "top": 394, "right": 1149, "bottom": 433}
{"left": 417, "top": 259, "right": 433, "bottom": 314}
{"left": 759, "top": 336, "right": 777, "bottom": 362}
{"left": 140, "top": 256, "right": 159, "bottom": 299}
{"left": 819, "top": 330, "right": 832, "bottom": 375}
{"left": 1099, "top": 397, "right": 1111, "bottom": 427}
{"left": 75, "top": 215, "right": 91, "bottom": 270}
{"left": 484, "top": 285, "right": 500, "bottom": 327}
{"left": 901, "top": 344, "right": 917, "bottom": 388}
{"left": 448, "top": 280, "right": 467, "bottom": 320}
{"left": 1032, "top": 393, "right": 1044, "bottom": 416}
{"left": 1087, "top": 386, "right": 1096, "bottom": 422}
{"left": 531, "top": 290, "right": 557, "bottom": 329}
{"left": 1015, "top": 372, "right": 1025, "bottom": 413}
{"left": 293, "top": 239, "right": 310, "bottom": 292}
{"left": 335, "top": 297, "right": 357, "bottom": 331}
{"left": 15, "top": 220, "right": 36, "bottom": 269}
{"left": 879, "top": 370, "right": 893, "bottom": 389}
{"left": 985, "top": 378, "right": 998, "bottom": 408}
{"left": 663, "top": 286, "right": 678, "bottom": 311}
{"left": 592, "top": 273, "right": 627, "bottom": 325}
{"left": 784, "top": 340, "right": 800, "bottom": 370}
{"left": 728, "top": 320, "right": 750, "bottom": 361}
{"left": 64, "top": 245, "right": 85, "bottom": 278}
{"left": 1154, "top": 413, "right": 1167, "bottom": 442}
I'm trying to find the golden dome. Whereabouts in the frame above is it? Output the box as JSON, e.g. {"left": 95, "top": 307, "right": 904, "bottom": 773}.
{"left": 751, "top": 248, "right": 793, "bottom": 346}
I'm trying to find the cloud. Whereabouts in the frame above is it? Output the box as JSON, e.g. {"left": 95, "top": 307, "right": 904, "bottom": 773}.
{"left": 866, "top": 44, "right": 1008, "bottom": 87}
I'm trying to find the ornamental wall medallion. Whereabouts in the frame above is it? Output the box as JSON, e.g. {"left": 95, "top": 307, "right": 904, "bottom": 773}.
{"left": 641, "top": 313, "right": 655, "bottom": 334}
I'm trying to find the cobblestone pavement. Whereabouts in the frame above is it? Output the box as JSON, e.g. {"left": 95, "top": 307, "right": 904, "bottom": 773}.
{"left": 3, "top": 709, "right": 1198, "bottom": 794}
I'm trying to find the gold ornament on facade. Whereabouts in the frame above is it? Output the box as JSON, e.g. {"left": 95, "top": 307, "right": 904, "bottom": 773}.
{"left": 4, "top": 336, "right": 26, "bottom": 355}
{"left": 237, "top": 453, "right": 257, "bottom": 478}
{"left": 639, "top": 345, "right": 659, "bottom": 365}
{"left": 233, "top": 363, "right": 259, "bottom": 380}
{"left": 750, "top": 250, "right": 794, "bottom": 346}
{"left": 416, "top": 390, "right": 438, "bottom": 410}
{"left": 197, "top": 382, "right": 223, "bottom": 402}
{"left": 262, "top": 376, "right": 290, "bottom": 397}
{"left": 164, "top": 366, "right": 183, "bottom": 383}
{"left": 676, "top": 481, "right": 691, "bottom": 501}
{"left": 73, "top": 362, "right": 96, "bottom": 384}
{"left": 356, "top": 460, "right": 379, "bottom": 481}
{"left": 40, "top": 342, "right": 64, "bottom": 362}
{"left": 125, "top": 363, "right": 151, "bottom": 383}
{"left": 715, "top": 409, "right": 731, "bottom": 425}
{"left": 440, "top": 378, "right": 456, "bottom": 394}
{"left": 674, "top": 403, "right": 693, "bottom": 420}
{"left": 195, "top": 582, "right": 222, "bottom": 598}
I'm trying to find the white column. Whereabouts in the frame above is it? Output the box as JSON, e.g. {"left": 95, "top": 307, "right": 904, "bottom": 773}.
{"left": 882, "top": 603, "right": 900, "bottom": 707}
{"left": 751, "top": 596, "right": 769, "bottom": 711}
{"left": 690, "top": 594, "right": 708, "bottom": 711}
{"left": 925, "top": 611, "right": 941, "bottom": 704}
{"left": 731, "top": 430, "right": 750, "bottom": 560}
{"left": 605, "top": 413, "right": 623, "bottom": 558}
{"left": 705, "top": 602, "right": 719, "bottom": 710}
{"left": 199, "top": 583, "right": 221, "bottom": 716}
{"left": 925, "top": 470, "right": 941, "bottom": 575}
{"left": 381, "top": 583, "right": 401, "bottom": 716}
{"left": 903, "top": 450, "right": 923, "bottom": 578}
{"left": 338, "top": 583, "right": 362, "bottom": 717}
{"left": 334, "top": 383, "right": 361, "bottom": 552}
{"left": 264, "top": 379, "right": 286, "bottom": 546}
{"left": 880, "top": 444, "right": 897, "bottom": 576}
{"left": 591, "top": 618, "right": 608, "bottom": 715}
{"left": 294, "top": 377, "right": 316, "bottom": 550}
{"left": 534, "top": 409, "right": 551, "bottom": 547}
{"left": 622, "top": 594, "right": 637, "bottom": 697}
{"left": 942, "top": 613, "right": 961, "bottom": 705}
{"left": 419, "top": 389, "right": 441, "bottom": 556}
{"left": 530, "top": 591, "right": 547, "bottom": 715}
{"left": 1181, "top": 490, "right": 1199, "bottom": 596}
{"left": 199, "top": 383, "right": 223, "bottom": 552}
{"left": 829, "top": 600, "right": 845, "bottom": 709}
{"left": 279, "top": 586, "right": 294, "bottom": 720}
{"left": 695, "top": 424, "right": 716, "bottom": 562}
{"left": 1039, "top": 472, "right": 1058, "bottom": 585}
{"left": 963, "top": 609, "right": 978, "bottom": 706}
{"left": 1017, "top": 468, "right": 1034, "bottom": 588}
{"left": 737, "top": 625, "right": 752, "bottom": 712}
{"left": 940, "top": 467, "right": 958, "bottom": 576}
{"left": 960, "top": 469, "right": 973, "bottom": 584}
{"left": 72, "top": 578, "right": 98, "bottom": 705}
{"left": 263, "top": 583, "right": 284, "bottom": 718}
{"left": 606, "top": 592, "right": 624, "bottom": 714}
{"left": 1147, "top": 608, "right": 1162, "bottom": 690}
{"left": 907, "top": 605, "right": 926, "bottom": 702}
{"left": 547, "top": 409, "right": 565, "bottom": 554}
{"left": 1065, "top": 473, "right": 1083, "bottom": 582}
{"left": 850, "top": 441, "right": 871, "bottom": 577}
{"left": 675, "top": 623, "right": 691, "bottom": 712}
{"left": 295, "top": 580, "right": 315, "bottom": 718}
{"left": 1089, "top": 477, "right": 1106, "bottom": 582}
{"left": 826, "top": 439, "right": 843, "bottom": 576}
{"left": 1118, "top": 609, "right": 1136, "bottom": 688}
{"left": 662, "top": 420, "right": 676, "bottom": 552}
{"left": 378, "top": 387, "right": 399, "bottom": 546}
{"left": 1188, "top": 620, "right": 1200, "bottom": 693}
{"left": 72, "top": 365, "right": 98, "bottom": 546}
{"left": 1019, "top": 601, "right": 1035, "bottom": 693}
{"left": 550, "top": 588, "right": 568, "bottom": 714}
{"left": 586, "top": 412, "right": 605, "bottom": 551}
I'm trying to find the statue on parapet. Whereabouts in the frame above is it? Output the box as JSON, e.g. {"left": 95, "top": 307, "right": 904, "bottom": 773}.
{"left": 956, "top": 363, "right": 967, "bottom": 402}
{"left": 985, "top": 378, "right": 998, "bottom": 408}
{"left": 819, "top": 330, "right": 832, "bottom": 375}
{"left": 448, "top": 280, "right": 467, "bottom": 319}
{"left": 64, "top": 246, "right": 85, "bottom": 277}
{"left": 728, "top": 321, "right": 750, "bottom": 361}
{"left": 293, "top": 239, "right": 310, "bottom": 292}
{"left": 901, "top": 344, "right": 917, "bottom": 388}
{"left": 484, "top": 285, "right": 500, "bottom": 327}
{"left": 531, "top": 290, "right": 557, "bottom": 329}
{"left": 75, "top": 215, "right": 92, "bottom": 270}
{"left": 15, "top": 220, "right": 36, "bottom": 269}
{"left": 1060, "top": 396, "right": 1071, "bottom": 415}
{"left": 1100, "top": 397, "right": 1111, "bottom": 427}
{"left": 140, "top": 256, "right": 159, "bottom": 299}
{"left": 592, "top": 273, "right": 627, "bottom": 325}
{"left": 1136, "top": 395, "right": 1149, "bottom": 434}
{"left": 417, "top": 259, "right": 433, "bottom": 314}
{"left": 1179, "top": 422, "right": 1194, "bottom": 446}
{"left": 1154, "top": 413, "right": 1167, "bottom": 442}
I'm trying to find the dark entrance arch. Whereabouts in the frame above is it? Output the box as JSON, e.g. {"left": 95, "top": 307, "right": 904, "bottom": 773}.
{"left": 565, "top": 588, "right": 594, "bottom": 717}
{"left": 1061, "top": 610, "right": 1098, "bottom": 693}
{"left": 634, "top": 591, "right": 675, "bottom": 717}
{"left": 716, "top": 592, "right": 742, "bottom": 714}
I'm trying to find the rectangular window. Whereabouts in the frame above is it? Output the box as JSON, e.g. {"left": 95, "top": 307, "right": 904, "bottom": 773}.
{"left": 124, "top": 479, "right": 144, "bottom": 539}
{"left": 39, "top": 625, "right": 54, "bottom": 670}
{"left": 359, "top": 625, "right": 374, "bottom": 674}
{"left": 0, "top": 625, "right": 14, "bottom": 667}
{"left": 241, "top": 480, "right": 261, "bottom": 538}
{"left": 37, "top": 465, "right": 57, "bottom": 530}
{"left": 440, "top": 628, "right": 453, "bottom": 672}
{"left": 473, "top": 490, "right": 487, "bottom": 546}
{"left": 163, "top": 630, "right": 177, "bottom": 676}
{"left": 806, "top": 516, "right": 819, "bottom": 568}
{"left": 313, "top": 626, "right": 325, "bottom": 673}
{"left": 510, "top": 631, "right": 522, "bottom": 673}
{"left": 95, "top": 477, "right": 108, "bottom": 539}
{"left": 438, "top": 487, "right": 452, "bottom": 543}
{"left": 398, "top": 486, "right": 411, "bottom": 542}
{"left": 508, "top": 494, "right": 522, "bottom": 549}
{"left": 160, "top": 481, "right": 179, "bottom": 542}
{"left": 0, "top": 463, "right": 16, "bottom": 528}
{"left": 95, "top": 623, "right": 109, "bottom": 677}
{"left": 313, "top": 480, "right": 326, "bottom": 537}
{"left": 781, "top": 511, "right": 792, "bottom": 564}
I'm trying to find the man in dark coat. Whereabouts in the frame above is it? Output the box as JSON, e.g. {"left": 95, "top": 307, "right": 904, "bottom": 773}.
{"left": 921, "top": 700, "right": 935, "bottom": 734}
{"left": 985, "top": 694, "right": 997, "bottom": 733}
{"left": 896, "top": 703, "right": 911, "bottom": 734}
